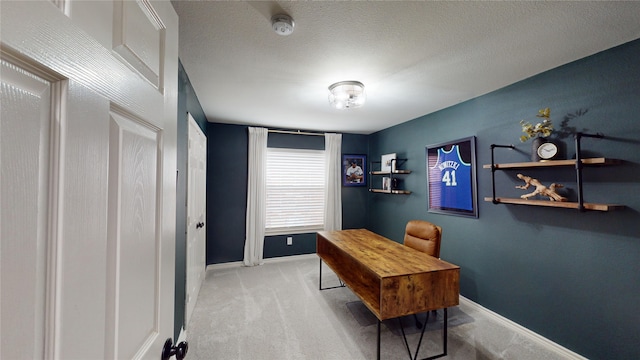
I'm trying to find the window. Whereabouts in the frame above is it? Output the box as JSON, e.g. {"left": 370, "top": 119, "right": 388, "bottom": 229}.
{"left": 265, "top": 147, "right": 325, "bottom": 235}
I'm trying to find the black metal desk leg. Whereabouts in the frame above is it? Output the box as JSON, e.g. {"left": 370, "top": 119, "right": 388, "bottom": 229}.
{"left": 318, "top": 259, "right": 347, "bottom": 290}
{"left": 418, "top": 308, "right": 449, "bottom": 360}
{"left": 318, "top": 258, "right": 322, "bottom": 290}
{"left": 377, "top": 320, "right": 381, "bottom": 360}
{"left": 443, "top": 308, "right": 448, "bottom": 356}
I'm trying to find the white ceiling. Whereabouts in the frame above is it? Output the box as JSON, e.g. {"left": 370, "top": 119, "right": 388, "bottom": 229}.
{"left": 171, "top": 1, "right": 640, "bottom": 135}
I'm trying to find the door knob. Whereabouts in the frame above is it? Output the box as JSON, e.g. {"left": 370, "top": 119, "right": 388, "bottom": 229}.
{"left": 196, "top": 222, "right": 204, "bottom": 229}
{"left": 162, "top": 338, "right": 188, "bottom": 360}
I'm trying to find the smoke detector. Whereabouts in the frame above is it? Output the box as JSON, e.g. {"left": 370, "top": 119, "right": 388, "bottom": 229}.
{"left": 271, "top": 14, "right": 294, "bottom": 36}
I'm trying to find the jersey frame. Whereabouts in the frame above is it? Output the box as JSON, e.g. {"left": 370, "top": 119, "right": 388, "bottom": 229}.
{"left": 426, "top": 136, "right": 478, "bottom": 218}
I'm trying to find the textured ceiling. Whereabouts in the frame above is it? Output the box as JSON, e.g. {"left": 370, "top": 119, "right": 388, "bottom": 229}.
{"left": 171, "top": 1, "right": 640, "bottom": 134}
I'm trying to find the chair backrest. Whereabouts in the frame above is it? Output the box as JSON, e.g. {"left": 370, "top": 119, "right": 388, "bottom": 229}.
{"left": 403, "top": 220, "right": 442, "bottom": 258}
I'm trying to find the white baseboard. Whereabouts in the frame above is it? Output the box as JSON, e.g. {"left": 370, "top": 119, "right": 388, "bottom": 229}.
{"left": 459, "top": 296, "right": 587, "bottom": 360}
{"left": 206, "top": 260, "right": 243, "bottom": 271}
{"left": 264, "top": 253, "right": 317, "bottom": 264}
{"left": 177, "top": 325, "right": 187, "bottom": 344}
{"left": 205, "top": 253, "right": 317, "bottom": 271}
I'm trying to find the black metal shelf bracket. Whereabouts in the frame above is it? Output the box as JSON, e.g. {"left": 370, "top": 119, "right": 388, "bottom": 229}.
{"left": 574, "top": 132, "right": 604, "bottom": 212}
{"left": 490, "top": 144, "right": 515, "bottom": 203}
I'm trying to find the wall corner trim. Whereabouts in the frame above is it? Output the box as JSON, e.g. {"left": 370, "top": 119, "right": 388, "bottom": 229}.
{"left": 459, "top": 296, "right": 588, "bottom": 360}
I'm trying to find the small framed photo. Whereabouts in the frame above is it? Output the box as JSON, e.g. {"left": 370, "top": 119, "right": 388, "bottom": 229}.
{"left": 381, "top": 153, "right": 397, "bottom": 172}
{"left": 426, "top": 136, "right": 478, "bottom": 218}
{"left": 382, "top": 177, "right": 391, "bottom": 192}
{"left": 342, "top": 154, "right": 367, "bottom": 187}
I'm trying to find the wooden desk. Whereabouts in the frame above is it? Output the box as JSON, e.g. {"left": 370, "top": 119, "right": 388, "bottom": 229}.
{"left": 317, "top": 229, "right": 460, "bottom": 359}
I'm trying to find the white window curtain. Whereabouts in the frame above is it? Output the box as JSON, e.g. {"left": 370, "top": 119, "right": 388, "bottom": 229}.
{"left": 244, "top": 127, "right": 268, "bottom": 266}
{"left": 324, "top": 133, "right": 342, "bottom": 231}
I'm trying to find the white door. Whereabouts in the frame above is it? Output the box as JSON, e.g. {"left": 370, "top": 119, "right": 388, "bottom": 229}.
{"left": 0, "top": 1, "right": 178, "bottom": 359}
{"left": 185, "top": 113, "right": 207, "bottom": 329}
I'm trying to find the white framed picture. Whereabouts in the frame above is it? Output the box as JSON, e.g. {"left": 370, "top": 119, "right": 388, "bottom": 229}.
{"left": 381, "top": 153, "right": 396, "bottom": 173}
{"left": 382, "top": 177, "right": 391, "bottom": 192}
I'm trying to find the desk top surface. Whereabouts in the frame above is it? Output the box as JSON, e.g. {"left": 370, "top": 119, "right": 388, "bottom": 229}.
{"left": 317, "top": 229, "right": 459, "bottom": 278}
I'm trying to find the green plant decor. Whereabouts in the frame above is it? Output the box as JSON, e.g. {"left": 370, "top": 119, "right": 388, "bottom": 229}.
{"left": 520, "top": 107, "right": 553, "bottom": 142}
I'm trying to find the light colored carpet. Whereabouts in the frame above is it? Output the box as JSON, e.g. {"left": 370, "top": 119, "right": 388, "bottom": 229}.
{"left": 345, "top": 300, "right": 474, "bottom": 337}
{"left": 185, "top": 255, "right": 577, "bottom": 360}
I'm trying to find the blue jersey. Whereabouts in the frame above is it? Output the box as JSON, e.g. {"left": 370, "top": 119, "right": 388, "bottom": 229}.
{"left": 429, "top": 145, "right": 473, "bottom": 211}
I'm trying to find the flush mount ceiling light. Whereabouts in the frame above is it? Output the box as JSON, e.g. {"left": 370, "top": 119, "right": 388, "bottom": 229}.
{"left": 328, "top": 81, "right": 366, "bottom": 109}
{"left": 271, "top": 14, "right": 294, "bottom": 36}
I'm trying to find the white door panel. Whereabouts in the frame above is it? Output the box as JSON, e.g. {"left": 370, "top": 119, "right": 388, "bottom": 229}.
{"left": 0, "top": 57, "right": 52, "bottom": 360}
{"left": 106, "top": 111, "right": 161, "bottom": 359}
{"left": 56, "top": 79, "right": 111, "bottom": 359}
{"left": 66, "top": 0, "right": 114, "bottom": 49}
{"left": 1, "top": 1, "right": 167, "bottom": 126}
{"left": 113, "top": 0, "right": 163, "bottom": 87}
{"left": 185, "top": 113, "right": 207, "bottom": 328}
{"left": 0, "top": 1, "right": 178, "bottom": 359}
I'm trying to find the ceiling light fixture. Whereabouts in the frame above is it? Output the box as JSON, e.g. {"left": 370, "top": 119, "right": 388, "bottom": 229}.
{"left": 328, "top": 81, "right": 366, "bottom": 109}
{"left": 271, "top": 14, "right": 294, "bottom": 36}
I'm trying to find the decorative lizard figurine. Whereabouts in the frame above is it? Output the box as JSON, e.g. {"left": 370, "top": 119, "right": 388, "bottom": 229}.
{"left": 516, "top": 173, "right": 567, "bottom": 201}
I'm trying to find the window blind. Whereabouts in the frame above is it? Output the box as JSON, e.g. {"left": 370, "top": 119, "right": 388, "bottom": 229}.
{"left": 265, "top": 147, "right": 325, "bottom": 235}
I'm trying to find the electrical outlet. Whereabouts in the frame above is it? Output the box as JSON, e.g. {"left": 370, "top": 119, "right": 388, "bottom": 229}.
{"left": 286, "top": 237, "right": 293, "bottom": 245}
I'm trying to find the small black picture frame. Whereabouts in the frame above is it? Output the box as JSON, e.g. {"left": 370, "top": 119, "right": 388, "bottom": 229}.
{"left": 342, "top": 154, "right": 367, "bottom": 187}
{"left": 426, "top": 136, "right": 478, "bottom": 218}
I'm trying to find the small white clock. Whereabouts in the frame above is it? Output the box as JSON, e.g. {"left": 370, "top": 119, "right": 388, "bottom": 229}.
{"left": 537, "top": 142, "right": 558, "bottom": 160}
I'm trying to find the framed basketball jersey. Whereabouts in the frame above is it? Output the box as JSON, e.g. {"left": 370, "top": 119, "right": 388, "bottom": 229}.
{"left": 426, "top": 136, "right": 478, "bottom": 218}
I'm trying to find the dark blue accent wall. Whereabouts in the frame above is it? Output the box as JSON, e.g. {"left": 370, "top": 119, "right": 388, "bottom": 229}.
{"left": 175, "top": 60, "right": 208, "bottom": 339}
{"left": 368, "top": 39, "right": 640, "bottom": 359}
{"left": 206, "top": 123, "right": 248, "bottom": 263}
{"left": 340, "top": 133, "right": 370, "bottom": 230}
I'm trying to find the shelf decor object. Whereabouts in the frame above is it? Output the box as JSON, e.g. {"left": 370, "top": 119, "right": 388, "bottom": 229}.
{"left": 380, "top": 153, "right": 396, "bottom": 172}
{"left": 426, "top": 136, "right": 478, "bottom": 218}
{"left": 485, "top": 132, "right": 624, "bottom": 212}
{"left": 515, "top": 174, "right": 567, "bottom": 201}
{"left": 342, "top": 154, "right": 367, "bottom": 187}
{"left": 382, "top": 177, "right": 391, "bottom": 192}
{"left": 519, "top": 107, "right": 557, "bottom": 162}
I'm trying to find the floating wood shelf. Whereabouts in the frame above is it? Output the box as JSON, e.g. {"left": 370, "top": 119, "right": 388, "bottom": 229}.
{"left": 484, "top": 197, "right": 625, "bottom": 212}
{"left": 369, "top": 189, "right": 411, "bottom": 194}
{"left": 486, "top": 136, "right": 625, "bottom": 212}
{"left": 369, "top": 157, "right": 411, "bottom": 194}
{"left": 482, "top": 157, "right": 621, "bottom": 170}
{"left": 369, "top": 170, "right": 412, "bottom": 175}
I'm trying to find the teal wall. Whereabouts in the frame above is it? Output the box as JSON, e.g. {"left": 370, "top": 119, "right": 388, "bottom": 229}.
{"left": 186, "top": 39, "right": 639, "bottom": 358}
{"left": 368, "top": 39, "right": 640, "bottom": 359}
{"left": 175, "top": 61, "right": 208, "bottom": 339}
